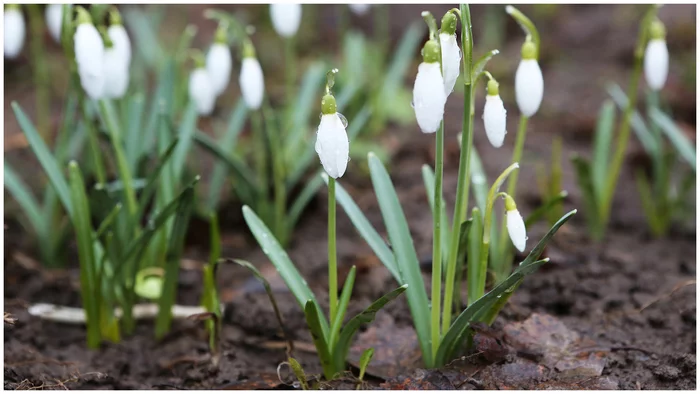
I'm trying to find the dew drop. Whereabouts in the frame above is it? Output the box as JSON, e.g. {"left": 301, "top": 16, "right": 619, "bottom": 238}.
{"left": 337, "top": 112, "right": 348, "bottom": 128}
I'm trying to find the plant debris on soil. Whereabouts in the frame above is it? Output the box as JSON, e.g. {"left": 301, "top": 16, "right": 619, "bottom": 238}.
{"left": 4, "top": 4, "right": 696, "bottom": 390}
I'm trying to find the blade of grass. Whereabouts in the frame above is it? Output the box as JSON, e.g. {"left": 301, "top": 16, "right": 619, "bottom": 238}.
{"left": 649, "top": 107, "right": 696, "bottom": 171}
{"left": 592, "top": 100, "right": 616, "bottom": 200}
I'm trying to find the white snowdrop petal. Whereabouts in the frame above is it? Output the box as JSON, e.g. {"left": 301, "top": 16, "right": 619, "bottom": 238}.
{"left": 348, "top": 4, "right": 371, "bottom": 15}
{"left": 506, "top": 209, "right": 527, "bottom": 252}
{"left": 4, "top": 9, "right": 25, "bottom": 59}
{"left": 102, "top": 48, "right": 129, "bottom": 98}
{"left": 270, "top": 3, "right": 301, "bottom": 38}
{"left": 189, "top": 68, "right": 216, "bottom": 116}
{"left": 315, "top": 113, "right": 349, "bottom": 179}
{"left": 515, "top": 59, "right": 544, "bottom": 117}
{"left": 644, "top": 39, "right": 669, "bottom": 91}
{"left": 412, "top": 62, "right": 447, "bottom": 133}
{"left": 45, "top": 4, "right": 63, "bottom": 43}
{"left": 206, "top": 43, "right": 232, "bottom": 96}
{"left": 483, "top": 95, "right": 507, "bottom": 148}
{"left": 240, "top": 58, "right": 265, "bottom": 110}
{"left": 440, "top": 33, "right": 461, "bottom": 97}
{"left": 74, "top": 23, "right": 105, "bottom": 99}
{"left": 108, "top": 24, "right": 131, "bottom": 66}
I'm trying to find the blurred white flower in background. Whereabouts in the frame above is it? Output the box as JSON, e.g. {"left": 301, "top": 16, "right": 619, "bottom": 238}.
{"left": 270, "top": 3, "right": 301, "bottom": 38}
{"left": 4, "top": 5, "right": 26, "bottom": 59}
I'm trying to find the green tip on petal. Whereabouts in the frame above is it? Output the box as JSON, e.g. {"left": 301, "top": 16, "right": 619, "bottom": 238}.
{"left": 98, "top": 25, "right": 114, "bottom": 48}
{"left": 649, "top": 18, "right": 666, "bottom": 40}
{"left": 109, "top": 7, "right": 122, "bottom": 25}
{"left": 441, "top": 11, "right": 457, "bottom": 35}
{"left": 75, "top": 6, "right": 92, "bottom": 25}
{"left": 521, "top": 40, "right": 536, "bottom": 60}
{"left": 422, "top": 39, "right": 440, "bottom": 63}
{"left": 321, "top": 94, "right": 337, "bottom": 115}
{"left": 504, "top": 194, "right": 517, "bottom": 212}
{"left": 242, "top": 39, "right": 256, "bottom": 58}
{"left": 214, "top": 22, "right": 228, "bottom": 44}
{"left": 487, "top": 79, "right": 499, "bottom": 96}
{"left": 6, "top": 4, "right": 20, "bottom": 11}
{"left": 190, "top": 50, "right": 205, "bottom": 69}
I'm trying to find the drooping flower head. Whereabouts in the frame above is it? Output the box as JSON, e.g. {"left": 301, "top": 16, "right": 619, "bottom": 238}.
{"left": 315, "top": 69, "right": 349, "bottom": 179}
{"left": 4, "top": 4, "right": 25, "bottom": 59}
{"left": 100, "top": 26, "right": 129, "bottom": 99}
{"left": 504, "top": 194, "right": 527, "bottom": 252}
{"left": 270, "top": 3, "right": 301, "bottom": 38}
{"left": 514, "top": 40, "right": 543, "bottom": 117}
{"left": 73, "top": 7, "right": 105, "bottom": 99}
{"left": 45, "top": 4, "right": 63, "bottom": 43}
{"left": 348, "top": 4, "right": 371, "bottom": 16}
{"left": 644, "top": 18, "right": 668, "bottom": 91}
{"left": 439, "top": 11, "right": 461, "bottom": 97}
{"left": 412, "top": 39, "right": 447, "bottom": 133}
{"left": 239, "top": 39, "right": 265, "bottom": 110}
{"left": 483, "top": 79, "right": 507, "bottom": 148}
{"left": 206, "top": 22, "right": 232, "bottom": 97}
{"left": 107, "top": 7, "right": 131, "bottom": 67}
{"left": 189, "top": 51, "right": 216, "bottom": 116}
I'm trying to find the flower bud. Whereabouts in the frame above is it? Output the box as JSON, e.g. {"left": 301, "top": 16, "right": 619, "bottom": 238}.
{"left": 439, "top": 31, "right": 461, "bottom": 97}
{"left": 239, "top": 51, "right": 265, "bottom": 110}
{"left": 4, "top": 5, "right": 25, "bottom": 59}
{"left": 107, "top": 8, "right": 131, "bottom": 67}
{"left": 483, "top": 80, "right": 507, "bottom": 148}
{"left": 413, "top": 40, "right": 446, "bottom": 134}
{"left": 270, "top": 3, "right": 301, "bottom": 38}
{"left": 644, "top": 20, "right": 668, "bottom": 91}
{"left": 348, "top": 4, "right": 370, "bottom": 16}
{"left": 74, "top": 7, "right": 105, "bottom": 99}
{"left": 189, "top": 67, "right": 215, "bottom": 116}
{"left": 103, "top": 47, "right": 129, "bottom": 99}
{"left": 315, "top": 94, "right": 349, "bottom": 179}
{"left": 206, "top": 43, "right": 232, "bottom": 97}
{"left": 504, "top": 195, "right": 527, "bottom": 252}
{"left": 515, "top": 41, "right": 543, "bottom": 117}
{"left": 45, "top": 4, "right": 63, "bottom": 43}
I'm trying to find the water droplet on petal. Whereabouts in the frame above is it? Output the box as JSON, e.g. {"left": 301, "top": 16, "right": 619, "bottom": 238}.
{"left": 337, "top": 112, "right": 348, "bottom": 128}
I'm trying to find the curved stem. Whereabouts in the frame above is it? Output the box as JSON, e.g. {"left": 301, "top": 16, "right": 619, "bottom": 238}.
{"left": 442, "top": 3, "right": 473, "bottom": 336}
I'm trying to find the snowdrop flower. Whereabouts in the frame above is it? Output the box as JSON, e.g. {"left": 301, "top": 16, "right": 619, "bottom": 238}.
{"left": 4, "top": 5, "right": 25, "bottom": 59}
{"left": 239, "top": 41, "right": 265, "bottom": 110}
{"left": 412, "top": 40, "right": 446, "bottom": 133}
{"left": 514, "top": 41, "right": 543, "bottom": 117}
{"left": 270, "top": 3, "right": 301, "bottom": 38}
{"left": 315, "top": 90, "right": 349, "bottom": 179}
{"left": 439, "top": 11, "right": 460, "bottom": 97}
{"left": 644, "top": 19, "right": 668, "bottom": 91}
{"left": 74, "top": 7, "right": 105, "bottom": 99}
{"left": 206, "top": 24, "right": 232, "bottom": 97}
{"left": 189, "top": 57, "right": 216, "bottom": 116}
{"left": 348, "top": 4, "right": 371, "bottom": 16}
{"left": 45, "top": 4, "right": 63, "bottom": 43}
{"left": 102, "top": 37, "right": 129, "bottom": 99}
{"left": 483, "top": 80, "right": 507, "bottom": 148}
{"left": 505, "top": 195, "right": 527, "bottom": 252}
{"left": 107, "top": 8, "right": 131, "bottom": 67}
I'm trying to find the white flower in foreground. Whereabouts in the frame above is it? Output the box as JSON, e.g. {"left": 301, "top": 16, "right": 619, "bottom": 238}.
{"left": 315, "top": 94, "right": 349, "bottom": 179}
{"left": 270, "top": 3, "right": 301, "bottom": 38}
{"left": 412, "top": 40, "right": 446, "bottom": 133}
{"left": 102, "top": 47, "right": 129, "bottom": 98}
{"left": 348, "top": 4, "right": 371, "bottom": 16}
{"left": 505, "top": 195, "right": 527, "bottom": 252}
{"left": 514, "top": 41, "right": 543, "bottom": 117}
{"left": 206, "top": 25, "right": 232, "bottom": 97}
{"left": 189, "top": 67, "right": 216, "bottom": 116}
{"left": 440, "top": 12, "right": 461, "bottom": 97}
{"left": 45, "top": 4, "right": 63, "bottom": 43}
{"left": 644, "top": 20, "right": 668, "bottom": 91}
{"left": 4, "top": 5, "right": 25, "bottom": 59}
{"left": 483, "top": 80, "right": 507, "bottom": 148}
{"left": 74, "top": 8, "right": 104, "bottom": 99}
{"left": 239, "top": 42, "right": 265, "bottom": 110}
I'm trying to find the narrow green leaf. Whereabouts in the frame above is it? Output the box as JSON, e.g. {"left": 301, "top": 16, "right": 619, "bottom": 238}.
{"left": 332, "top": 284, "right": 407, "bottom": 374}
{"left": 421, "top": 165, "right": 451, "bottom": 270}
{"left": 467, "top": 208, "right": 483, "bottom": 306}
{"left": 287, "top": 173, "right": 324, "bottom": 233}
{"left": 380, "top": 21, "right": 424, "bottom": 100}
{"left": 133, "top": 138, "right": 180, "bottom": 229}
{"left": 12, "top": 102, "right": 72, "bottom": 215}
{"left": 125, "top": 93, "right": 146, "bottom": 173}
{"left": 358, "top": 348, "right": 374, "bottom": 382}
{"left": 172, "top": 102, "right": 199, "bottom": 181}
{"left": 304, "top": 300, "right": 334, "bottom": 380}
{"left": 649, "top": 107, "right": 696, "bottom": 171}
{"left": 525, "top": 191, "right": 569, "bottom": 228}
{"left": 327, "top": 175, "right": 399, "bottom": 282}
{"left": 287, "top": 357, "right": 310, "bottom": 390}
{"left": 329, "top": 266, "right": 357, "bottom": 350}
{"left": 471, "top": 49, "right": 500, "bottom": 81}
{"left": 94, "top": 203, "right": 123, "bottom": 240}
{"left": 607, "top": 83, "right": 658, "bottom": 156}
{"left": 367, "top": 153, "right": 431, "bottom": 366}
{"left": 195, "top": 131, "right": 259, "bottom": 201}
{"left": 592, "top": 100, "right": 616, "bottom": 200}
{"left": 123, "top": 7, "right": 164, "bottom": 68}
{"left": 634, "top": 169, "right": 663, "bottom": 236}
{"left": 286, "top": 62, "right": 326, "bottom": 156}
{"left": 571, "top": 155, "right": 601, "bottom": 237}
{"left": 4, "top": 163, "right": 44, "bottom": 234}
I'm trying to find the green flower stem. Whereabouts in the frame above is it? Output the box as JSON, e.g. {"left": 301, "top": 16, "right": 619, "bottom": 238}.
{"left": 328, "top": 177, "right": 338, "bottom": 325}
{"left": 430, "top": 120, "right": 444, "bottom": 359}
{"left": 284, "top": 37, "right": 295, "bottom": 110}
{"left": 442, "top": 4, "right": 473, "bottom": 336}
{"left": 27, "top": 5, "right": 51, "bottom": 143}
{"left": 646, "top": 89, "right": 664, "bottom": 196}
{"left": 79, "top": 96, "right": 107, "bottom": 184}
{"left": 252, "top": 110, "right": 267, "bottom": 204}
{"left": 495, "top": 115, "right": 528, "bottom": 280}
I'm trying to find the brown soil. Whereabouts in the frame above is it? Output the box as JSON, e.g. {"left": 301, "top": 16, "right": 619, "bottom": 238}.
{"left": 4, "top": 4, "right": 696, "bottom": 390}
